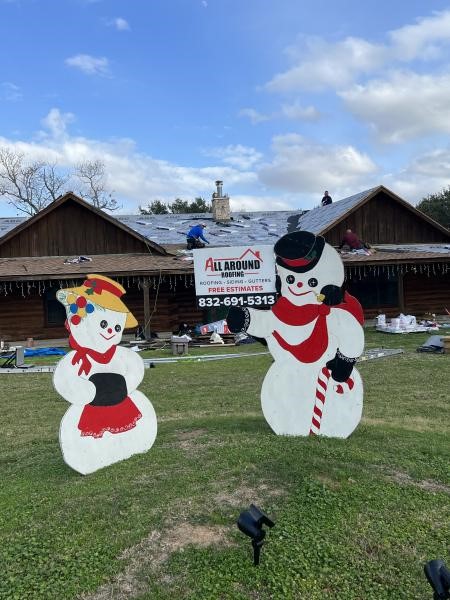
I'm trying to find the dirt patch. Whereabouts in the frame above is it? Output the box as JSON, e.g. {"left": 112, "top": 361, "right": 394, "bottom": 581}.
{"left": 315, "top": 474, "right": 342, "bottom": 489}
{"left": 176, "top": 428, "right": 207, "bottom": 441}
{"left": 214, "top": 481, "right": 285, "bottom": 508}
{"left": 168, "top": 428, "right": 227, "bottom": 456}
{"left": 385, "top": 470, "right": 450, "bottom": 494}
{"left": 80, "top": 522, "right": 231, "bottom": 600}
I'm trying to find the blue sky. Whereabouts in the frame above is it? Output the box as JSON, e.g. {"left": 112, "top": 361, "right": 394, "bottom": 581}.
{"left": 1, "top": 0, "right": 450, "bottom": 215}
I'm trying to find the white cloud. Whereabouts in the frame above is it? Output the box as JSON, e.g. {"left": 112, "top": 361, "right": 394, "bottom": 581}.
{"left": 65, "top": 54, "right": 110, "bottom": 76}
{"left": 107, "top": 17, "right": 130, "bottom": 31}
{"left": 0, "top": 81, "right": 22, "bottom": 102}
{"left": 265, "top": 9, "right": 450, "bottom": 93}
{"left": 238, "top": 108, "right": 270, "bottom": 124}
{"left": 266, "top": 36, "right": 386, "bottom": 92}
{"left": 389, "top": 10, "right": 450, "bottom": 61}
{"left": 0, "top": 109, "right": 260, "bottom": 212}
{"left": 383, "top": 146, "right": 450, "bottom": 203}
{"left": 5, "top": 108, "right": 449, "bottom": 214}
{"left": 40, "top": 108, "right": 75, "bottom": 139}
{"left": 205, "top": 144, "right": 263, "bottom": 170}
{"left": 340, "top": 70, "right": 450, "bottom": 143}
{"left": 259, "top": 134, "right": 377, "bottom": 194}
{"left": 239, "top": 103, "right": 321, "bottom": 124}
{"left": 280, "top": 102, "right": 320, "bottom": 121}
{"left": 230, "top": 194, "right": 292, "bottom": 212}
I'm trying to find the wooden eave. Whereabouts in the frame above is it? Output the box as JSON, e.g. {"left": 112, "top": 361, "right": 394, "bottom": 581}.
{"left": 0, "top": 192, "right": 168, "bottom": 255}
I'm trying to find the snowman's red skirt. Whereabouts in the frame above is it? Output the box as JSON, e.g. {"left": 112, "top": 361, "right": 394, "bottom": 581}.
{"left": 78, "top": 396, "right": 142, "bottom": 438}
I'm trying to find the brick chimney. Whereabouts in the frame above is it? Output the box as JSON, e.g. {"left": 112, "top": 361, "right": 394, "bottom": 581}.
{"left": 211, "top": 180, "right": 230, "bottom": 222}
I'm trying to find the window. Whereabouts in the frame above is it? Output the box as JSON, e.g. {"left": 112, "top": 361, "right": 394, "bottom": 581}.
{"left": 45, "top": 287, "right": 66, "bottom": 326}
{"left": 346, "top": 274, "right": 398, "bottom": 309}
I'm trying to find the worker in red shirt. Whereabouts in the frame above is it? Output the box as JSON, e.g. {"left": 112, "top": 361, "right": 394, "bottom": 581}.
{"left": 338, "top": 229, "right": 364, "bottom": 251}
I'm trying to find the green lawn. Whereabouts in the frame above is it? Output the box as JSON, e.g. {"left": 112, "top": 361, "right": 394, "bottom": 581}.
{"left": 0, "top": 328, "right": 449, "bottom": 599}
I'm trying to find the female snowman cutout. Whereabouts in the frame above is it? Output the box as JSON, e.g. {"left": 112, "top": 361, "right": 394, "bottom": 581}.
{"left": 53, "top": 274, "right": 157, "bottom": 474}
{"left": 227, "top": 231, "right": 364, "bottom": 438}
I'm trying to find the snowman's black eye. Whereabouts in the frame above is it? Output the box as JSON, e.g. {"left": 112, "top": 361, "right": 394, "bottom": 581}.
{"left": 308, "top": 278, "right": 318, "bottom": 287}
{"left": 286, "top": 275, "right": 295, "bottom": 284}
{"left": 115, "top": 324, "right": 122, "bottom": 332}
{"left": 100, "top": 320, "right": 108, "bottom": 329}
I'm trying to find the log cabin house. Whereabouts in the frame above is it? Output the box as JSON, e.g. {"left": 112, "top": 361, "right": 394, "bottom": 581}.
{"left": 0, "top": 184, "right": 449, "bottom": 341}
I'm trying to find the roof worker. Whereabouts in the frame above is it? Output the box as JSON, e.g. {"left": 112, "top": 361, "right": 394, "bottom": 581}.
{"left": 338, "top": 229, "right": 364, "bottom": 252}
{"left": 186, "top": 222, "right": 210, "bottom": 250}
{"left": 321, "top": 190, "right": 333, "bottom": 206}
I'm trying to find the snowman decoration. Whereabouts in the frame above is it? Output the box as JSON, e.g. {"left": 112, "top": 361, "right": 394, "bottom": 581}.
{"left": 53, "top": 274, "right": 157, "bottom": 474}
{"left": 227, "top": 231, "right": 364, "bottom": 438}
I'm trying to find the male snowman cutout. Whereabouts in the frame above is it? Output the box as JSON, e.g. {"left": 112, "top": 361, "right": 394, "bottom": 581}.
{"left": 53, "top": 274, "right": 157, "bottom": 474}
{"left": 227, "top": 231, "right": 364, "bottom": 438}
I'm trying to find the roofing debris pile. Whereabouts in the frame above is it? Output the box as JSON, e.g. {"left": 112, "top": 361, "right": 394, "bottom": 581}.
{"left": 376, "top": 313, "right": 440, "bottom": 334}
{"left": 64, "top": 256, "right": 92, "bottom": 265}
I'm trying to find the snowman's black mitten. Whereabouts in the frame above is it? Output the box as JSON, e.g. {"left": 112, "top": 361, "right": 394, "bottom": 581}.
{"left": 320, "top": 284, "right": 343, "bottom": 306}
{"left": 326, "top": 349, "right": 356, "bottom": 382}
{"left": 226, "top": 306, "right": 250, "bottom": 333}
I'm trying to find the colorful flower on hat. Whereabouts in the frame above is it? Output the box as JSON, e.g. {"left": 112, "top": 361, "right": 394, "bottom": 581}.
{"left": 69, "top": 294, "right": 95, "bottom": 326}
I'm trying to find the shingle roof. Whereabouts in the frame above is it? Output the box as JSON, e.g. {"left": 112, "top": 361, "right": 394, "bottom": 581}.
{"left": 0, "top": 217, "right": 26, "bottom": 237}
{"left": 0, "top": 186, "right": 446, "bottom": 249}
{"left": 0, "top": 253, "right": 193, "bottom": 280}
{"left": 295, "top": 188, "right": 379, "bottom": 234}
{"left": 341, "top": 248, "right": 450, "bottom": 264}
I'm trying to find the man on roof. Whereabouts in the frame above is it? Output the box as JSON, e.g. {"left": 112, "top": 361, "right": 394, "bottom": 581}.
{"left": 338, "top": 229, "right": 372, "bottom": 254}
{"left": 321, "top": 191, "right": 333, "bottom": 206}
{"left": 186, "top": 222, "right": 210, "bottom": 250}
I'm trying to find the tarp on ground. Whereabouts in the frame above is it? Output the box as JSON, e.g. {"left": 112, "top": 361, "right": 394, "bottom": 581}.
{"left": 24, "top": 348, "right": 66, "bottom": 357}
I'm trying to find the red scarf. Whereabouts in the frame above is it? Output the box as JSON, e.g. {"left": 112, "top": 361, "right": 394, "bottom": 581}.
{"left": 271, "top": 292, "right": 364, "bottom": 363}
{"left": 69, "top": 334, "right": 117, "bottom": 376}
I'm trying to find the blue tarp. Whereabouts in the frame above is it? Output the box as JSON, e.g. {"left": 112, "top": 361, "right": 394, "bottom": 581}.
{"left": 24, "top": 348, "right": 66, "bottom": 357}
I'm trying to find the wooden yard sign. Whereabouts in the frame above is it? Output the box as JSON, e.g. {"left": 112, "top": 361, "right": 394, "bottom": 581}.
{"left": 53, "top": 274, "right": 157, "bottom": 474}
{"left": 227, "top": 231, "right": 365, "bottom": 438}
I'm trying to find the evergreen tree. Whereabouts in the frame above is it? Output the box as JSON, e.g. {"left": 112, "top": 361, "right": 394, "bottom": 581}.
{"left": 139, "top": 200, "right": 170, "bottom": 214}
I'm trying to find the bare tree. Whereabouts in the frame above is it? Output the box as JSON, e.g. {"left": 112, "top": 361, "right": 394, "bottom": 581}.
{"left": 0, "top": 148, "right": 68, "bottom": 216}
{"left": 75, "top": 159, "right": 118, "bottom": 211}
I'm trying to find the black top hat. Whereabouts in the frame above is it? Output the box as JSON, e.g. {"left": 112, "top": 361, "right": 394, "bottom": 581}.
{"left": 274, "top": 231, "right": 325, "bottom": 273}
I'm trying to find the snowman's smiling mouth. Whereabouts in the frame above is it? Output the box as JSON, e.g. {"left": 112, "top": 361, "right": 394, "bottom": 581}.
{"left": 100, "top": 332, "right": 115, "bottom": 340}
{"left": 288, "top": 287, "right": 313, "bottom": 297}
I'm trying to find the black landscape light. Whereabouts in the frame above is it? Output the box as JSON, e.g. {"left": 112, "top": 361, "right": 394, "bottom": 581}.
{"left": 424, "top": 559, "right": 450, "bottom": 599}
{"left": 237, "top": 504, "right": 275, "bottom": 566}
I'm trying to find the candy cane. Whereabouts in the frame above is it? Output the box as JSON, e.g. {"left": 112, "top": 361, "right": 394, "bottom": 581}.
{"left": 309, "top": 370, "right": 354, "bottom": 435}
{"left": 309, "top": 367, "right": 330, "bottom": 435}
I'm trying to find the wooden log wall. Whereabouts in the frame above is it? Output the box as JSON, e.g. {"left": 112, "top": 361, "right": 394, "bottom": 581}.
{"left": 0, "top": 270, "right": 447, "bottom": 341}
{"left": 0, "top": 289, "right": 67, "bottom": 341}
{"left": 125, "top": 281, "right": 203, "bottom": 334}
{"left": 403, "top": 272, "right": 450, "bottom": 316}
{"left": 0, "top": 280, "right": 203, "bottom": 341}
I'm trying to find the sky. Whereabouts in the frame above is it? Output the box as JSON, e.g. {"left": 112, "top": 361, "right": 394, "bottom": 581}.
{"left": 1, "top": 0, "right": 450, "bottom": 216}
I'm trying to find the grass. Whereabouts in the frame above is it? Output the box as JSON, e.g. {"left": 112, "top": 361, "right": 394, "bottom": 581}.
{"left": 0, "top": 327, "right": 449, "bottom": 599}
